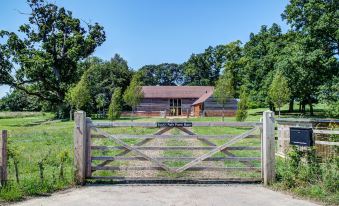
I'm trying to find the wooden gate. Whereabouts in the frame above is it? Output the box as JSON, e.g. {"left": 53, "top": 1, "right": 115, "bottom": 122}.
{"left": 74, "top": 111, "right": 275, "bottom": 185}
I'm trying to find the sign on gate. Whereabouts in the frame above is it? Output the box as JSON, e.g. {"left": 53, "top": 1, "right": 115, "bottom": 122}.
{"left": 156, "top": 122, "right": 193, "bottom": 127}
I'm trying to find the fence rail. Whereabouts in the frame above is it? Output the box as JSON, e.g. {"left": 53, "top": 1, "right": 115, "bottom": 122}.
{"left": 313, "top": 129, "right": 339, "bottom": 135}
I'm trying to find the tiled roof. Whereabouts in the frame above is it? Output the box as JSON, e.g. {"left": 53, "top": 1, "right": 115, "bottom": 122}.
{"left": 192, "top": 90, "right": 213, "bottom": 105}
{"left": 142, "top": 86, "right": 214, "bottom": 99}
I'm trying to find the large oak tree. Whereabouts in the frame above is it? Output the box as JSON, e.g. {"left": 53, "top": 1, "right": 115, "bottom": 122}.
{"left": 0, "top": 0, "right": 105, "bottom": 109}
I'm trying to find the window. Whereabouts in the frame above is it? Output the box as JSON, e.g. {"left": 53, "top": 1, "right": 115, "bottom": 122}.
{"left": 169, "top": 99, "right": 182, "bottom": 116}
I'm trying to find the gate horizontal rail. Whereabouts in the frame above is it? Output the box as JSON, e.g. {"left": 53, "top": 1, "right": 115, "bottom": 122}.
{"left": 91, "top": 134, "right": 258, "bottom": 139}
{"left": 92, "top": 166, "right": 261, "bottom": 171}
{"left": 91, "top": 156, "right": 261, "bottom": 161}
{"left": 88, "top": 177, "right": 263, "bottom": 184}
{"left": 91, "top": 121, "right": 262, "bottom": 128}
{"left": 91, "top": 146, "right": 261, "bottom": 151}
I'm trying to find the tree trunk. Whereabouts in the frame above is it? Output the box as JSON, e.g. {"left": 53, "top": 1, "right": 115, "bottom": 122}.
{"left": 69, "top": 108, "right": 73, "bottom": 121}
{"left": 269, "top": 103, "right": 275, "bottom": 112}
{"left": 278, "top": 107, "right": 281, "bottom": 117}
{"left": 309, "top": 100, "right": 314, "bottom": 116}
{"left": 302, "top": 103, "right": 306, "bottom": 113}
{"left": 131, "top": 108, "right": 134, "bottom": 122}
{"left": 288, "top": 99, "right": 294, "bottom": 112}
{"left": 299, "top": 102, "right": 301, "bottom": 112}
{"left": 222, "top": 103, "right": 225, "bottom": 122}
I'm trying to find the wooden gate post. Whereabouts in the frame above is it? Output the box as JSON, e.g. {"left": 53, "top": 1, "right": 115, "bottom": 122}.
{"left": 263, "top": 111, "right": 275, "bottom": 185}
{"left": 0, "top": 130, "right": 7, "bottom": 186}
{"left": 74, "top": 111, "right": 88, "bottom": 185}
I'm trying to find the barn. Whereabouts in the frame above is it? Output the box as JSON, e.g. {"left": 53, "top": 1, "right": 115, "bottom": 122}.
{"left": 135, "top": 86, "right": 238, "bottom": 117}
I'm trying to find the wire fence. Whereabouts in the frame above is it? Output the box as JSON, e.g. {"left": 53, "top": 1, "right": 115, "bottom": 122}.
{"left": 2, "top": 128, "right": 74, "bottom": 189}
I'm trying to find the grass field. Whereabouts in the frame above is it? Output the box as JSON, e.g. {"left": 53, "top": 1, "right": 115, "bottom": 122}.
{"left": 0, "top": 104, "right": 335, "bottom": 203}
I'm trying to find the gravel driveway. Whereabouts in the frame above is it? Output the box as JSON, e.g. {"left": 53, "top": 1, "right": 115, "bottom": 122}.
{"left": 11, "top": 184, "right": 320, "bottom": 206}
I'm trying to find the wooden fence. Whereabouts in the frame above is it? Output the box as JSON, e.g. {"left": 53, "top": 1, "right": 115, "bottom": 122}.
{"left": 276, "top": 119, "right": 339, "bottom": 159}
{"left": 0, "top": 111, "right": 275, "bottom": 186}
{"left": 74, "top": 110, "right": 275, "bottom": 185}
{"left": 0, "top": 130, "right": 7, "bottom": 186}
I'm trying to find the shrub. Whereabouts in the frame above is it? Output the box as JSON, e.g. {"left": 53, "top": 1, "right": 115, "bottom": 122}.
{"left": 236, "top": 87, "right": 248, "bottom": 121}
{"left": 108, "top": 87, "right": 122, "bottom": 120}
{"left": 275, "top": 146, "right": 339, "bottom": 205}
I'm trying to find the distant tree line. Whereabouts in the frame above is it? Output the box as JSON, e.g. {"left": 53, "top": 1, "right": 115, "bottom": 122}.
{"left": 0, "top": 0, "right": 338, "bottom": 118}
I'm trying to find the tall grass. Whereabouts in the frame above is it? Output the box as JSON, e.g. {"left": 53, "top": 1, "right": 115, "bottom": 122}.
{"left": 0, "top": 114, "right": 74, "bottom": 202}
{"left": 274, "top": 146, "right": 339, "bottom": 205}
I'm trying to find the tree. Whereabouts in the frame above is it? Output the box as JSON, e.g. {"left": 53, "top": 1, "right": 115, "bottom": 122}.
{"left": 269, "top": 71, "right": 291, "bottom": 117}
{"left": 0, "top": 0, "right": 105, "bottom": 115}
{"left": 183, "top": 46, "right": 225, "bottom": 86}
{"left": 138, "top": 63, "right": 184, "bottom": 86}
{"left": 76, "top": 55, "right": 132, "bottom": 114}
{"left": 236, "top": 86, "right": 249, "bottom": 121}
{"left": 95, "top": 93, "right": 106, "bottom": 114}
{"left": 214, "top": 70, "right": 235, "bottom": 121}
{"left": 0, "top": 89, "right": 42, "bottom": 111}
{"left": 242, "top": 24, "right": 285, "bottom": 109}
{"left": 66, "top": 74, "right": 91, "bottom": 111}
{"left": 223, "top": 40, "right": 244, "bottom": 97}
{"left": 318, "top": 77, "right": 339, "bottom": 118}
{"left": 108, "top": 87, "right": 122, "bottom": 120}
{"left": 282, "top": 0, "right": 339, "bottom": 57}
{"left": 123, "top": 74, "right": 144, "bottom": 121}
{"left": 281, "top": 0, "right": 339, "bottom": 114}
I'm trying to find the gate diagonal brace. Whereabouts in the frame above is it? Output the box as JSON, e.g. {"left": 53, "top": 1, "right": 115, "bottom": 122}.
{"left": 177, "top": 127, "right": 258, "bottom": 169}
{"left": 174, "top": 127, "right": 258, "bottom": 173}
{"left": 94, "top": 127, "right": 172, "bottom": 169}
{"left": 92, "top": 127, "right": 175, "bottom": 173}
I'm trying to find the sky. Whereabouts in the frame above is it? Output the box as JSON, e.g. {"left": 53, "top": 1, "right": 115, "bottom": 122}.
{"left": 0, "top": 0, "right": 289, "bottom": 97}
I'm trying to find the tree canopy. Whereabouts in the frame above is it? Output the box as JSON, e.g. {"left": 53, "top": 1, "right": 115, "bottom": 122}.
{"left": 0, "top": 0, "right": 105, "bottom": 107}
{"left": 138, "top": 63, "right": 183, "bottom": 86}
{"left": 71, "top": 55, "right": 132, "bottom": 114}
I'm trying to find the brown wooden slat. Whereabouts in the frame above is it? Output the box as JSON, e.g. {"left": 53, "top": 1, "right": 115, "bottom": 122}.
{"left": 91, "top": 146, "right": 261, "bottom": 151}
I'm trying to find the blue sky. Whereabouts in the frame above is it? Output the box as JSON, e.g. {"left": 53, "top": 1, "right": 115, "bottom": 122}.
{"left": 0, "top": 0, "right": 289, "bottom": 97}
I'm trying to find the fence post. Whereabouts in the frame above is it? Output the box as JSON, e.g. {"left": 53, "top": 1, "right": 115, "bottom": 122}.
{"left": 263, "top": 111, "right": 275, "bottom": 185}
{"left": 74, "top": 111, "right": 88, "bottom": 185}
{"left": 85, "top": 117, "right": 92, "bottom": 178}
{"left": 0, "top": 130, "right": 7, "bottom": 186}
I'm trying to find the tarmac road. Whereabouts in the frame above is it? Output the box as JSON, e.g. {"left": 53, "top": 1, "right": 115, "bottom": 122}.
{"left": 11, "top": 184, "right": 320, "bottom": 206}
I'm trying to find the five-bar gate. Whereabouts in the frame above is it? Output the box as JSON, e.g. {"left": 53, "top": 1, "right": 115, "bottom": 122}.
{"left": 74, "top": 111, "right": 275, "bottom": 185}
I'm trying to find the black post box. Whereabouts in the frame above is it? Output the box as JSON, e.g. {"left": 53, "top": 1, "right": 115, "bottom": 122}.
{"left": 290, "top": 127, "right": 314, "bottom": 146}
